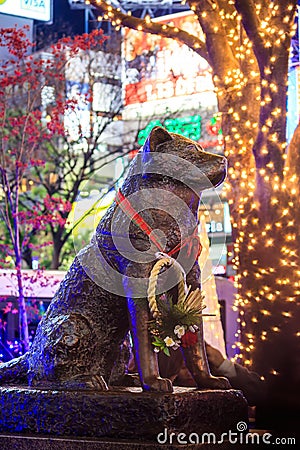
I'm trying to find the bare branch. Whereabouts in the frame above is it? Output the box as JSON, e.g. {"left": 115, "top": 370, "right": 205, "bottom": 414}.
{"left": 188, "top": 0, "right": 239, "bottom": 79}
{"left": 234, "top": 0, "right": 267, "bottom": 72}
{"left": 89, "top": 0, "right": 209, "bottom": 62}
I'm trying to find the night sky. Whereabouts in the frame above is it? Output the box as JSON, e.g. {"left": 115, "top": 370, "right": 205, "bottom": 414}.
{"left": 35, "top": 0, "right": 85, "bottom": 47}
{"left": 53, "top": 0, "right": 85, "bottom": 34}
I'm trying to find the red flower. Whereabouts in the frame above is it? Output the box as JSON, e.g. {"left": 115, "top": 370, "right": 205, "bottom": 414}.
{"left": 181, "top": 330, "right": 198, "bottom": 348}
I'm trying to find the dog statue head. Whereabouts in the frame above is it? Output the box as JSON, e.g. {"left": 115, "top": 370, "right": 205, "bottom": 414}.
{"left": 139, "top": 126, "right": 227, "bottom": 193}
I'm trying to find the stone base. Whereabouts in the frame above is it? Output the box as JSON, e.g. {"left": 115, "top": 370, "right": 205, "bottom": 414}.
{"left": 0, "top": 433, "right": 261, "bottom": 450}
{"left": 0, "top": 386, "right": 248, "bottom": 445}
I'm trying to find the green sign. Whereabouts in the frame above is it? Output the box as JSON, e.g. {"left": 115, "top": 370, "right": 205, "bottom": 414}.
{"left": 138, "top": 115, "right": 202, "bottom": 146}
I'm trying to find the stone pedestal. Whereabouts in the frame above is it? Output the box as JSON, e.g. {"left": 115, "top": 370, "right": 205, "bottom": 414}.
{"left": 0, "top": 386, "right": 248, "bottom": 448}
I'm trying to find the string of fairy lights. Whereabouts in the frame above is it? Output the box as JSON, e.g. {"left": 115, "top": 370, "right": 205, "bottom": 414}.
{"left": 87, "top": 0, "right": 299, "bottom": 378}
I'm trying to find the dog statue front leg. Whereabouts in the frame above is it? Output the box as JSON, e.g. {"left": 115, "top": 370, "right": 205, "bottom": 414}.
{"left": 183, "top": 263, "right": 230, "bottom": 389}
{"left": 127, "top": 297, "right": 173, "bottom": 392}
{"left": 182, "top": 318, "right": 231, "bottom": 390}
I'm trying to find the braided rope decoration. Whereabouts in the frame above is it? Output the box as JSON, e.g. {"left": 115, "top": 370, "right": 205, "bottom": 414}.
{"left": 147, "top": 254, "right": 209, "bottom": 355}
{"left": 147, "top": 254, "right": 187, "bottom": 319}
{"left": 147, "top": 252, "right": 207, "bottom": 320}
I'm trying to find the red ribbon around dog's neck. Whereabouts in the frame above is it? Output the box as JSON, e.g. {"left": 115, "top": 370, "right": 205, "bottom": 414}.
{"left": 115, "top": 190, "right": 201, "bottom": 258}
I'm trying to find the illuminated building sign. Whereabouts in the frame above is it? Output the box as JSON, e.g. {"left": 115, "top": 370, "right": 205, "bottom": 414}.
{"left": 199, "top": 201, "right": 232, "bottom": 238}
{"left": 287, "top": 66, "right": 300, "bottom": 142}
{"left": 0, "top": 0, "right": 51, "bottom": 22}
{"left": 124, "top": 11, "right": 214, "bottom": 105}
{"left": 125, "top": 73, "right": 214, "bottom": 104}
{"left": 138, "top": 115, "right": 202, "bottom": 145}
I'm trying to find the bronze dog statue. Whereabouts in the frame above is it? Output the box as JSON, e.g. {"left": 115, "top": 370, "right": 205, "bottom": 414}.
{"left": 0, "top": 126, "right": 229, "bottom": 392}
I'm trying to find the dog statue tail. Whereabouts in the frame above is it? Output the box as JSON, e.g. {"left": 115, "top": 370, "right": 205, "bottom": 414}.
{"left": 0, "top": 353, "right": 28, "bottom": 385}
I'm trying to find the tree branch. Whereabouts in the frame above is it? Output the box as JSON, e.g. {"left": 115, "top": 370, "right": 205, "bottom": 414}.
{"left": 0, "top": 168, "right": 16, "bottom": 247}
{"left": 191, "top": 0, "right": 239, "bottom": 80}
{"left": 234, "top": 0, "right": 268, "bottom": 74}
{"left": 89, "top": 0, "right": 209, "bottom": 62}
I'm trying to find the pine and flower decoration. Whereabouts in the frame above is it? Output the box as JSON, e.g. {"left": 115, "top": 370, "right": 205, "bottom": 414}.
{"left": 147, "top": 255, "right": 212, "bottom": 356}
{"left": 149, "top": 289, "right": 206, "bottom": 356}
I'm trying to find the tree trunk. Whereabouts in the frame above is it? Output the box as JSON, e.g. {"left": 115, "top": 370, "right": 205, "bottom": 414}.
{"left": 15, "top": 261, "right": 29, "bottom": 353}
{"left": 50, "top": 229, "right": 65, "bottom": 269}
{"left": 201, "top": 1, "right": 300, "bottom": 428}
{"left": 51, "top": 244, "right": 62, "bottom": 270}
{"left": 13, "top": 168, "right": 30, "bottom": 353}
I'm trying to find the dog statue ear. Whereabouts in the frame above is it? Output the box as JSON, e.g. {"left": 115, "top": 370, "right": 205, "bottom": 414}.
{"left": 148, "top": 126, "right": 173, "bottom": 152}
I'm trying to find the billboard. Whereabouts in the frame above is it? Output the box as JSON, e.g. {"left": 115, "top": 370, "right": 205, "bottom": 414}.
{"left": 287, "top": 66, "right": 300, "bottom": 143}
{"left": 0, "top": 0, "right": 52, "bottom": 22}
{"left": 123, "top": 11, "right": 214, "bottom": 106}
